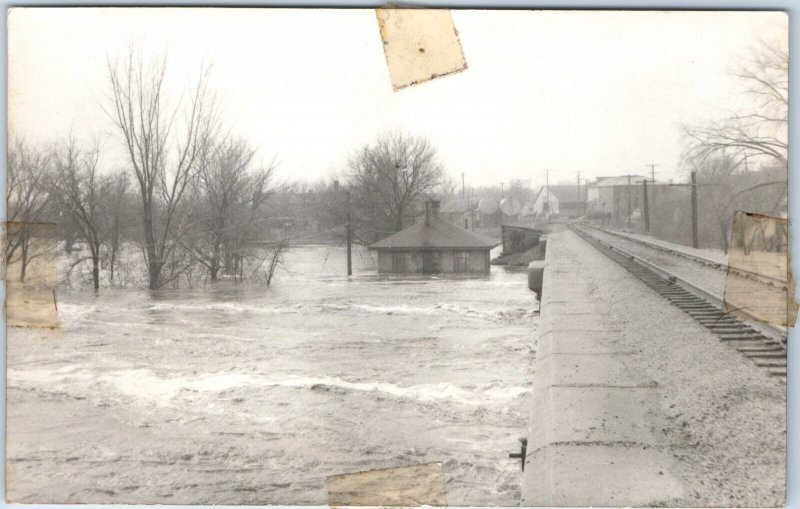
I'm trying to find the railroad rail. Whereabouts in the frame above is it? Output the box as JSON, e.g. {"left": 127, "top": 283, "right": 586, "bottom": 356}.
{"left": 571, "top": 224, "right": 787, "bottom": 378}
{"left": 584, "top": 223, "right": 787, "bottom": 291}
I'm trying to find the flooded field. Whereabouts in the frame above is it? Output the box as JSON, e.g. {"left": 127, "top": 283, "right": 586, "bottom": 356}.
{"left": 7, "top": 246, "right": 537, "bottom": 505}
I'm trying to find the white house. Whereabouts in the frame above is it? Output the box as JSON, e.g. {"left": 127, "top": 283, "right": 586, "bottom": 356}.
{"left": 530, "top": 186, "right": 560, "bottom": 215}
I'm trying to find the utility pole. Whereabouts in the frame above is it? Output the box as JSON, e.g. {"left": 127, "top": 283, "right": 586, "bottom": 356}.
{"left": 346, "top": 189, "right": 352, "bottom": 276}
{"left": 584, "top": 176, "right": 589, "bottom": 215}
{"left": 545, "top": 169, "right": 550, "bottom": 223}
{"left": 642, "top": 179, "right": 650, "bottom": 232}
{"left": 500, "top": 182, "right": 504, "bottom": 198}
{"left": 576, "top": 171, "right": 582, "bottom": 214}
{"left": 461, "top": 172, "right": 468, "bottom": 229}
{"left": 690, "top": 171, "right": 699, "bottom": 248}
{"left": 470, "top": 188, "right": 475, "bottom": 230}
{"left": 646, "top": 164, "right": 658, "bottom": 183}
{"left": 626, "top": 174, "right": 632, "bottom": 231}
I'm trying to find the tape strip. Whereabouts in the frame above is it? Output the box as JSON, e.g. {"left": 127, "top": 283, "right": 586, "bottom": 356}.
{"left": 376, "top": 8, "right": 467, "bottom": 90}
{"left": 723, "top": 211, "right": 796, "bottom": 327}
{"left": 4, "top": 222, "right": 59, "bottom": 329}
{"left": 326, "top": 462, "right": 447, "bottom": 506}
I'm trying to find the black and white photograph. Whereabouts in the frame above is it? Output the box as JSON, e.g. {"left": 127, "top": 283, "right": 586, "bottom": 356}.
{"left": 4, "top": 7, "right": 791, "bottom": 507}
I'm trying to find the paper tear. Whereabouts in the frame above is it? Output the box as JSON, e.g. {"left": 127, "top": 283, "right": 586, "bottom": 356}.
{"left": 723, "top": 211, "right": 796, "bottom": 327}
{"left": 4, "top": 222, "right": 59, "bottom": 329}
{"left": 376, "top": 8, "right": 467, "bottom": 90}
{"left": 326, "top": 462, "right": 446, "bottom": 506}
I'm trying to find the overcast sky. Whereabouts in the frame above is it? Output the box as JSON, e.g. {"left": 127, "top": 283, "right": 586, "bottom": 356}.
{"left": 8, "top": 8, "right": 787, "bottom": 188}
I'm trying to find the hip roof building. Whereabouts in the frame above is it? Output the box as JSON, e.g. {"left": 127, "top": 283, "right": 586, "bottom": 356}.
{"left": 369, "top": 200, "right": 498, "bottom": 274}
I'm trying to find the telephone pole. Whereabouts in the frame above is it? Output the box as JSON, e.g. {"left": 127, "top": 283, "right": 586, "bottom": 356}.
{"left": 646, "top": 164, "right": 659, "bottom": 183}
{"left": 461, "top": 172, "right": 466, "bottom": 200}
{"left": 545, "top": 169, "right": 550, "bottom": 223}
{"left": 346, "top": 189, "right": 352, "bottom": 276}
{"left": 690, "top": 171, "right": 699, "bottom": 248}
{"left": 642, "top": 179, "right": 650, "bottom": 232}
{"left": 626, "top": 174, "right": 632, "bottom": 231}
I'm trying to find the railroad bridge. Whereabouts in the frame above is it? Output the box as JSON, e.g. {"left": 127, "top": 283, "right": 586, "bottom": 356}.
{"left": 520, "top": 224, "right": 787, "bottom": 507}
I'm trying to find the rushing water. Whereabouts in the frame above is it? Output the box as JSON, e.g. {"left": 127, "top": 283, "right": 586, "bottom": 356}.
{"left": 6, "top": 245, "right": 537, "bottom": 505}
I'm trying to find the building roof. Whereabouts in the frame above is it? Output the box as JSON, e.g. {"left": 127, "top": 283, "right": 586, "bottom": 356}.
{"left": 529, "top": 187, "right": 544, "bottom": 204}
{"left": 593, "top": 175, "right": 648, "bottom": 187}
{"left": 369, "top": 216, "right": 498, "bottom": 250}
{"left": 547, "top": 184, "right": 583, "bottom": 203}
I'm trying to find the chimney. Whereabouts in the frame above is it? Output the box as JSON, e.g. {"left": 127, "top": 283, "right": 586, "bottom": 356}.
{"left": 424, "top": 201, "right": 431, "bottom": 226}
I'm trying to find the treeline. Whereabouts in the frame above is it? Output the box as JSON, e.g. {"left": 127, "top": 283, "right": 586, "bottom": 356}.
{"left": 7, "top": 52, "right": 284, "bottom": 291}
{"left": 594, "top": 36, "right": 788, "bottom": 253}
{"left": 7, "top": 131, "right": 280, "bottom": 290}
{"left": 310, "top": 131, "right": 447, "bottom": 244}
{"left": 6, "top": 51, "right": 454, "bottom": 291}
{"left": 678, "top": 35, "right": 788, "bottom": 251}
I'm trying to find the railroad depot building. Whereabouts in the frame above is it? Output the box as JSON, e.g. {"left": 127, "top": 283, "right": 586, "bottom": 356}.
{"left": 369, "top": 200, "right": 498, "bottom": 274}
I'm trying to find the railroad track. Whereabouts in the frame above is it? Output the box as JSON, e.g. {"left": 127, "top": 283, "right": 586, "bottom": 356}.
{"left": 571, "top": 224, "right": 787, "bottom": 379}
{"left": 585, "top": 223, "right": 787, "bottom": 291}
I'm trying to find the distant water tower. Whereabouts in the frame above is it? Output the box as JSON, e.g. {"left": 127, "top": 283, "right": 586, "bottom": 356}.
{"left": 499, "top": 196, "right": 521, "bottom": 216}
{"left": 478, "top": 197, "right": 498, "bottom": 215}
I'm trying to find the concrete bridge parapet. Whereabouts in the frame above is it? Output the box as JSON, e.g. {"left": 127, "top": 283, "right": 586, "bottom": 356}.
{"left": 521, "top": 229, "right": 685, "bottom": 506}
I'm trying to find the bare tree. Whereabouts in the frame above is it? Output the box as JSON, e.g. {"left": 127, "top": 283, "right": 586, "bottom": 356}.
{"left": 103, "top": 170, "right": 131, "bottom": 283}
{"left": 6, "top": 138, "right": 52, "bottom": 282}
{"left": 436, "top": 173, "right": 459, "bottom": 201}
{"left": 189, "top": 136, "right": 276, "bottom": 281}
{"left": 104, "top": 49, "right": 217, "bottom": 289}
{"left": 689, "top": 154, "right": 788, "bottom": 252}
{"left": 683, "top": 36, "right": 788, "bottom": 168}
{"left": 49, "top": 138, "right": 109, "bottom": 290}
{"left": 347, "top": 131, "right": 443, "bottom": 237}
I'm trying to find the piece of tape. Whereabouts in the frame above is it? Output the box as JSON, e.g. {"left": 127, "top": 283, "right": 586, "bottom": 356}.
{"left": 4, "top": 222, "right": 59, "bottom": 329}
{"left": 723, "top": 211, "right": 796, "bottom": 327}
{"left": 376, "top": 9, "right": 467, "bottom": 91}
{"left": 326, "top": 462, "right": 447, "bottom": 506}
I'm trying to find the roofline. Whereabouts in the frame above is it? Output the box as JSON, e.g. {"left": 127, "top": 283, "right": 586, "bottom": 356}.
{"left": 368, "top": 244, "right": 498, "bottom": 251}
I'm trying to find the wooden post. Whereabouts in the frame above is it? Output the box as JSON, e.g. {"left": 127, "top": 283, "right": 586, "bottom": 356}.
{"left": 691, "top": 171, "right": 699, "bottom": 248}
{"left": 643, "top": 179, "right": 650, "bottom": 233}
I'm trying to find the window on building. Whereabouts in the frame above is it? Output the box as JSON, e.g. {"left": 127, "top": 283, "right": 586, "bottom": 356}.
{"left": 454, "top": 251, "right": 470, "bottom": 273}
{"left": 392, "top": 252, "right": 407, "bottom": 273}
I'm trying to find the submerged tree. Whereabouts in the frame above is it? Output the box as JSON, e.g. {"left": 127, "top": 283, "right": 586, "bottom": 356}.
{"left": 6, "top": 138, "right": 52, "bottom": 282}
{"left": 189, "top": 136, "right": 276, "bottom": 282}
{"left": 104, "top": 49, "right": 217, "bottom": 289}
{"left": 104, "top": 170, "right": 133, "bottom": 283}
{"left": 49, "top": 138, "right": 109, "bottom": 290}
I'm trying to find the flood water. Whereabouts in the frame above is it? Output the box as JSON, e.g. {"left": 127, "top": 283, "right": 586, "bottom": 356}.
{"left": 7, "top": 246, "right": 537, "bottom": 505}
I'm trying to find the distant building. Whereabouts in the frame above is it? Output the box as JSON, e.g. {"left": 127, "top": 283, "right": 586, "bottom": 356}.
{"left": 547, "top": 185, "right": 585, "bottom": 218}
{"left": 369, "top": 200, "right": 498, "bottom": 274}
{"left": 530, "top": 187, "right": 559, "bottom": 216}
{"left": 586, "top": 175, "right": 648, "bottom": 221}
{"left": 440, "top": 198, "right": 476, "bottom": 229}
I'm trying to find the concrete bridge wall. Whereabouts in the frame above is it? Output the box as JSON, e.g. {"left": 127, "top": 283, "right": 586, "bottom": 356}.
{"left": 521, "top": 228, "right": 785, "bottom": 507}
